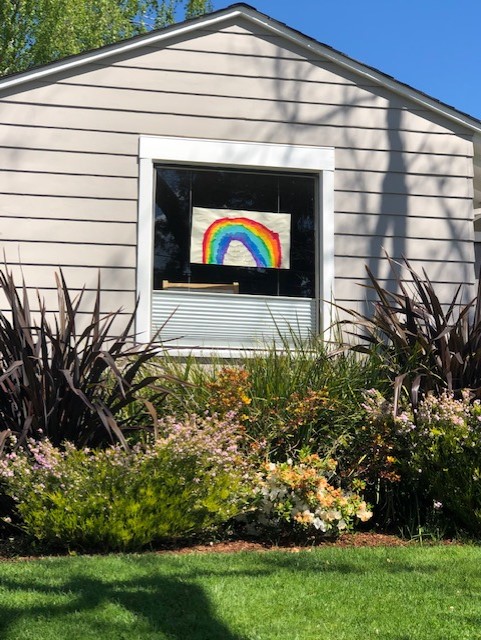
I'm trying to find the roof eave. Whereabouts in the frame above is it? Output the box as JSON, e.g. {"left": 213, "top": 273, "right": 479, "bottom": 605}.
{"left": 0, "top": 5, "right": 248, "bottom": 90}
{"left": 1, "top": 2, "right": 480, "bottom": 139}
{"left": 236, "top": 6, "right": 481, "bottom": 136}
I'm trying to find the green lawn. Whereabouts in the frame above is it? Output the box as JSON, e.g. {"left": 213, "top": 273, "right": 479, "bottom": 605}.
{"left": 0, "top": 546, "right": 480, "bottom": 639}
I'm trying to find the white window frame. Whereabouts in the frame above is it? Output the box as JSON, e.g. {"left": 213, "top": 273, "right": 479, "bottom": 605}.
{"left": 136, "top": 135, "right": 335, "bottom": 343}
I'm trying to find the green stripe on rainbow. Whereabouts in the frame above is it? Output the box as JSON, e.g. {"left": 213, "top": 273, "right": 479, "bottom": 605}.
{"left": 202, "top": 217, "right": 282, "bottom": 268}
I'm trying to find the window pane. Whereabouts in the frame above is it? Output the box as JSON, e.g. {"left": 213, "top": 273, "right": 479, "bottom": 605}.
{"left": 154, "top": 166, "right": 316, "bottom": 298}
{"left": 193, "top": 169, "right": 279, "bottom": 212}
{"left": 153, "top": 168, "right": 191, "bottom": 288}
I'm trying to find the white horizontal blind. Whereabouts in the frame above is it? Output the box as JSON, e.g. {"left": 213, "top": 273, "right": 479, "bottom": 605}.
{"left": 152, "top": 291, "right": 317, "bottom": 349}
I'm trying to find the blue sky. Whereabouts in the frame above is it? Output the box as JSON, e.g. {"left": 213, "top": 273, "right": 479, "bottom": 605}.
{"left": 212, "top": 0, "right": 481, "bottom": 120}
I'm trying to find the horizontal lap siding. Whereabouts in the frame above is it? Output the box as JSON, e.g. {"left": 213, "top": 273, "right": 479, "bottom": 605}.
{"left": 0, "top": 103, "right": 471, "bottom": 155}
{"left": 4, "top": 263, "right": 135, "bottom": 289}
{"left": 0, "top": 171, "right": 137, "bottom": 199}
{"left": 335, "top": 256, "right": 473, "bottom": 280}
{"left": 0, "top": 149, "right": 137, "bottom": 177}
{"left": 0, "top": 287, "right": 133, "bottom": 313}
{"left": 335, "top": 192, "right": 473, "bottom": 218}
{"left": 335, "top": 149, "right": 471, "bottom": 177}
{"left": 0, "top": 195, "right": 136, "bottom": 221}
{"left": 3, "top": 85, "right": 467, "bottom": 136}
{"left": 336, "top": 237, "right": 472, "bottom": 263}
{"left": 1, "top": 216, "right": 135, "bottom": 243}
{"left": 0, "top": 16, "right": 475, "bottom": 321}
{"left": 336, "top": 213, "right": 471, "bottom": 239}
{"left": 335, "top": 278, "right": 471, "bottom": 302}
{"left": 1, "top": 240, "right": 136, "bottom": 268}
{"left": 1, "top": 125, "right": 138, "bottom": 154}
{"left": 59, "top": 68, "right": 413, "bottom": 109}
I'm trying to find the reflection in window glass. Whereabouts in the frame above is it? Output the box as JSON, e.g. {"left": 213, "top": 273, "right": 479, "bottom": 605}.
{"left": 154, "top": 166, "right": 316, "bottom": 298}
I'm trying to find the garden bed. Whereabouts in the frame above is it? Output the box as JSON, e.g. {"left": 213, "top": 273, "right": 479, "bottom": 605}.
{"left": 158, "top": 532, "right": 411, "bottom": 555}
{"left": 1, "top": 261, "right": 481, "bottom": 557}
{"left": 2, "top": 530, "right": 456, "bottom": 562}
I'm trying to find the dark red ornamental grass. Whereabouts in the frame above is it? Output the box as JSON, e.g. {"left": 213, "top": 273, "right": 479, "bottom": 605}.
{"left": 0, "top": 268, "right": 176, "bottom": 453}
{"left": 338, "top": 255, "right": 481, "bottom": 409}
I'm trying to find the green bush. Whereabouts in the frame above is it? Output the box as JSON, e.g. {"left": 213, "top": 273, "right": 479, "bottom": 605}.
{"left": 0, "top": 414, "right": 253, "bottom": 551}
{"left": 242, "top": 336, "right": 386, "bottom": 454}
{"left": 351, "top": 388, "right": 481, "bottom": 535}
{"left": 410, "top": 390, "right": 481, "bottom": 535}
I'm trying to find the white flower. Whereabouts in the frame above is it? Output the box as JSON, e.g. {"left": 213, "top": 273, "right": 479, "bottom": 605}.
{"left": 302, "top": 510, "right": 314, "bottom": 524}
{"left": 313, "top": 517, "right": 327, "bottom": 532}
{"left": 356, "top": 504, "right": 373, "bottom": 522}
{"left": 325, "top": 509, "right": 342, "bottom": 522}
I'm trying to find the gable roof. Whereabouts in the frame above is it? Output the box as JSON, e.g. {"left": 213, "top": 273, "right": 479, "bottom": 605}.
{"left": 2, "top": 2, "right": 481, "bottom": 204}
{"left": 1, "top": 3, "right": 480, "bottom": 132}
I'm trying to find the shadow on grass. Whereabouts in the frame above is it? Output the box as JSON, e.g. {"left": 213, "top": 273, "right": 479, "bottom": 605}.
{"left": 0, "top": 570, "right": 251, "bottom": 639}
{"left": 0, "top": 551, "right": 450, "bottom": 638}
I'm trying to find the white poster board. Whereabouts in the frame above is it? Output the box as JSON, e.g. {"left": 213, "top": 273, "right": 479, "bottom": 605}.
{"left": 190, "top": 207, "right": 291, "bottom": 269}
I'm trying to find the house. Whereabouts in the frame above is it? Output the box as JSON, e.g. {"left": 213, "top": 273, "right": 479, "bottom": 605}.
{"left": 1, "top": 3, "right": 480, "bottom": 353}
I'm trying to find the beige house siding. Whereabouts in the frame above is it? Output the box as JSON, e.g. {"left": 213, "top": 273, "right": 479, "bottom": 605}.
{"left": 0, "top": 15, "right": 475, "bottom": 328}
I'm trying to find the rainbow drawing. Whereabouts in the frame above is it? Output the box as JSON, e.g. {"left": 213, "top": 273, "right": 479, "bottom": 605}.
{"left": 202, "top": 217, "right": 281, "bottom": 268}
{"left": 190, "top": 208, "right": 291, "bottom": 270}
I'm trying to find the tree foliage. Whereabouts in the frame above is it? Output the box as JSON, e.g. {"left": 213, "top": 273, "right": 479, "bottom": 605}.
{"left": 0, "top": 0, "right": 212, "bottom": 76}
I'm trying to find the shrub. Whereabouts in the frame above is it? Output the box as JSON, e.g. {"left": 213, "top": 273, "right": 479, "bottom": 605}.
{"left": 0, "top": 414, "right": 253, "bottom": 550}
{"left": 410, "top": 390, "right": 481, "bottom": 535}
{"left": 202, "top": 366, "right": 337, "bottom": 459}
{"left": 354, "top": 388, "right": 481, "bottom": 535}
{"left": 242, "top": 336, "right": 385, "bottom": 451}
{"left": 248, "top": 453, "right": 372, "bottom": 540}
{"left": 204, "top": 366, "right": 253, "bottom": 417}
{"left": 0, "top": 268, "right": 177, "bottom": 450}
{"left": 337, "top": 388, "right": 421, "bottom": 529}
{"left": 160, "top": 337, "right": 385, "bottom": 461}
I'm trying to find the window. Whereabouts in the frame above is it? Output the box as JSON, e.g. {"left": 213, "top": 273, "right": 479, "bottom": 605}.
{"left": 137, "top": 137, "right": 334, "bottom": 352}
{"left": 153, "top": 166, "right": 316, "bottom": 298}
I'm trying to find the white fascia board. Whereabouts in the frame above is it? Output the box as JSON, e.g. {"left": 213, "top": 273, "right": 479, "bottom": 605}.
{"left": 0, "top": 9, "right": 245, "bottom": 91}
{"left": 2, "top": 3, "right": 481, "bottom": 137}
{"left": 237, "top": 7, "right": 481, "bottom": 136}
